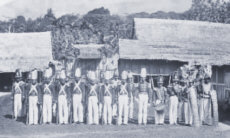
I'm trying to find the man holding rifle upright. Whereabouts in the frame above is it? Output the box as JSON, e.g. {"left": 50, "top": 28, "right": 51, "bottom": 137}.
{"left": 11, "top": 69, "right": 25, "bottom": 120}
{"left": 71, "top": 68, "right": 85, "bottom": 124}
{"left": 26, "top": 69, "right": 41, "bottom": 125}
{"left": 41, "top": 67, "right": 55, "bottom": 124}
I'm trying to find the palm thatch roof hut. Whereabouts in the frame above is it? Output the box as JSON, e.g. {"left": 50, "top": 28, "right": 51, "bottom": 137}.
{"left": 72, "top": 44, "right": 104, "bottom": 77}
{"left": 0, "top": 32, "right": 53, "bottom": 72}
{"left": 0, "top": 32, "right": 52, "bottom": 91}
{"left": 119, "top": 18, "right": 230, "bottom": 102}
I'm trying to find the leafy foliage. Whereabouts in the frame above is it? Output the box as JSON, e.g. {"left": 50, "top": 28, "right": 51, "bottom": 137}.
{"left": 0, "top": 1, "right": 230, "bottom": 60}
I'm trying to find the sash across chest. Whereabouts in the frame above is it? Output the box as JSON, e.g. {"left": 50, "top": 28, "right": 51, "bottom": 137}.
{"left": 119, "top": 84, "right": 128, "bottom": 95}
{"left": 14, "top": 83, "right": 22, "bottom": 94}
{"left": 73, "top": 81, "right": 82, "bottom": 94}
{"left": 29, "top": 85, "right": 38, "bottom": 96}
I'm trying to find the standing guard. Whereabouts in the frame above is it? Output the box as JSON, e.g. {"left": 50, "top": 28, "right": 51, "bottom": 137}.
{"left": 86, "top": 71, "right": 100, "bottom": 125}
{"left": 168, "top": 74, "right": 181, "bottom": 125}
{"left": 117, "top": 71, "right": 130, "bottom": 125}
{"left": 26, "top": 69, "right": 41, "bottom": 125}
{"left": 200, "top": 74, "right": 213, "bottom": 125}
{"left": 181, "top": 80, "right": 193, "bottom": 126}
{"left": 187, "top": 78, "right": 200, "bottom": 127}
{"left": 153, "top": 75, "right": 167, "bottom": 125}
{"left": 41, "top": 67, "right": 54, "bottom": 124}
{"left": 112, "top": 70, "right": 120, "bottom": 119}
{"left": 127, "top": 71, "right": 135, "bottom": 120}
{"left": 101, "top": 71, "right": 114, "bottom": 125}
{"left": 137, "top": 68, "right": 151, "bottom": 125}
{"left": 11, "top": 69, "right": 25, "bottom": 120}
{"left": 71, "top": 68, "right": 85, "bottom": 124}
{"left": 57, "top": 69, "right": 70, "bottom": 124}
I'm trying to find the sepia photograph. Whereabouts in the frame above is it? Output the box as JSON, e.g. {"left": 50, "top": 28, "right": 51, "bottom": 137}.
{"left": 0, "top": 0, "right": 230, "bottom": 137}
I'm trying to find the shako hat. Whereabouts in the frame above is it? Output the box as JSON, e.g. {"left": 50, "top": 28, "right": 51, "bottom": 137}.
{"left": 59, "top": 68, "right": 66, "bottom": 80}
{"left": 104, "top": 71, "right": 112, "bottom": 83}
{"left": 114, "top": 69, "right": 119, "bottom": 78}
{"left": 43, "top": 67, "right": 52, "bottom": 79}
{"left": 89, "top": 71, "right": 97, "bottom": 83}
{"left": 128, "top": 71, "right": 133, "bottom": 79}
{"left": 140, "top": 68, "right": 147, "bottom": 78}
{"left": 75, "top": 68, "right": 81, "bottom": 78}
{"left": 121, "top": 71, "right": 127, "bottom": 80}
{"left": 204, "top": 73, "right": 211, "bottom": 80}
{"left": 15, "top": 69, "right": 22, "bottom": 78}
{"left": 157, "top": 75, "right": 164, "bottom": 84}
{"left": 173, "top": 74, "right": 179, "bottom": 82}
{"left": 31, "top": 69, "right": 38, "bottom": 80}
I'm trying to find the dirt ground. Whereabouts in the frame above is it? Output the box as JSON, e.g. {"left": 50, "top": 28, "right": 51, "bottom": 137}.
{"left": 0, "top": 94, "right": 230, "bottom": 138}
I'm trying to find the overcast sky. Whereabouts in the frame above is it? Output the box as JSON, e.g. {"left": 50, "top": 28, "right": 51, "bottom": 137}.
{"left": 0, "top": 0, "right": 192, "bottom": 20}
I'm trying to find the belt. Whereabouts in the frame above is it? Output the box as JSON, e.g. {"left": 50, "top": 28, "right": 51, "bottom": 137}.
{"left": 201, "top": 96, "right": 210, "bottom": 99}
{"left": 29, "top": 94, "right": 37, "bottom": 96}
{"left": 73, "top": 92, "right": 82, "bottom": 95}
{"left": 15, "top": 93, "right": 21, "bottom": 94}
{"left": 139, "top": 92, "right": 148, "bottom": 95}
{"left": 119, "top": 94, "right": 128, "bottom": 96}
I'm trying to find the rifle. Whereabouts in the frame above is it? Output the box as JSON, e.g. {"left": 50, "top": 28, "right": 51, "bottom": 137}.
{"left": 39, "top": 104, "right": 43, "bottom": 124}
{"left": 56, "top": 102, "right": 59, "bottom": 124}
{"left": 26, "top": 102, "right": 29, "bottom": 125}
{"left": 68, "top": 100, "right": 73, "bottom": 124}
{"left": 11, "top": 97, "right": 14, "bottom": 119}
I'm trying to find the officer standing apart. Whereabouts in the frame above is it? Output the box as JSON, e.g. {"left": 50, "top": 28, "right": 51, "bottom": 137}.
{"left": 152, "top": 75, "right": 168, "bottom": 125}
{"left": 57, "top": 69, "right": 70, "bottom": 124}
{"left": 137, "top": 68, "right": 151, "bottom": 125}
{"left": 27, "top": 69, "right": 41, "bottom": 125}
{"left": 11, "top": 69, "right": 25, "bottom": 120}
{"left": 41, "top": 67, "right": 54, "bottom": 124}
{"left": 86, "top": 71, "right": 100, "bottom": 125}
{"left": 101, "top": 71, "right": 114, "bottom": 125}
{"left": 117, "top": 71, "right": 130, "bottom": 125}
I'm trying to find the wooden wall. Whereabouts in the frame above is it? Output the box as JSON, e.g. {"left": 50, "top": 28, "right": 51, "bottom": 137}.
{"left": 73, "top": 59, "right": 101, "bottom": 76}
{"left": 212, "top": 65, "right": 230, "bottom": 103}
{"left": 118, "top": 59, "right": 186, "bottom": 75}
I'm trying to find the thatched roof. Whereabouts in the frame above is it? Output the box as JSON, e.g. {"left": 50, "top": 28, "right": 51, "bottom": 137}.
{"left": 119, "top": 18, "right": 230, "bottom": 65}
{"left": 0, "top": 32, "right": 53, "bottom": 72}
{"left": 73, "top": 44, "right": 103, "bottom": 59}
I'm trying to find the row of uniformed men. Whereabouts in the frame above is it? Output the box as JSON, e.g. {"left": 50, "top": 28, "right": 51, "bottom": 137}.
{"left": 11, "top": 67, "right": 213, "bottom": 126}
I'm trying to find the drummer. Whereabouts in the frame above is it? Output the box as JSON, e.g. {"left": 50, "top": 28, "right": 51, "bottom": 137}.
{"left": 152, "top": 76, "right": 168, "bottom": 125}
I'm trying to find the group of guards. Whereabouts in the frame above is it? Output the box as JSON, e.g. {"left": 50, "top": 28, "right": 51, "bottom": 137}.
{"left": 11, "top": 65, "right": 218, "bottom": 127}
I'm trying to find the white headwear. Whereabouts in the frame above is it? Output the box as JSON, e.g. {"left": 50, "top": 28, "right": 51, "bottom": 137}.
{"left": 104, "top": 71, "right": 111, "bottom": 80}
{"left": 121, "top": 71, "right": 127, "bottom": 80}
{"left": 75, "top": 68, "right": 81, "bottom": 78}
{"left": 128, "top": 72, "right": 133, "bottom": 78}
{"left": 60, "top": 69, "right": 66, "bottom": 80}
{"left": 31, "top": 69, "right": 38, "bottom": 80}
{"left": 140, "top": 68, "right": 147, "bottom": 78}
{"left": 44, "top": 67, "right": 52, "bottom": 78}
{"left": 90, "top": 71, "right": 96, "bottom": 81}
